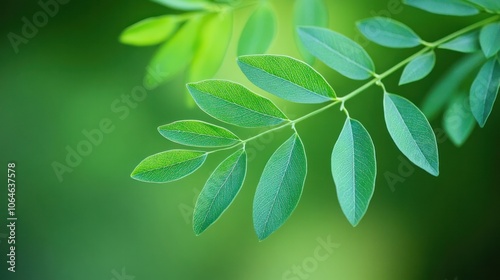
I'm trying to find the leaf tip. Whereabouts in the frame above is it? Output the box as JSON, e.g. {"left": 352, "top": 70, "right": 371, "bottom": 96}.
{"left": 130, "top": 167, "right": 141, "bottom": 181}
{"left": 349, "top": 220, "right": 360, "bottom": 227}
{"left": 256, "top": 232, "right": 269, "bottom": 241}
{"left": 428, "top": 164, "right": 439, "bottom": 177}
{"left": 430, "top": 168, "right": 439, "bottom": 177}
{"left": 193, "top": 224, "right": 205, "bottom": 236}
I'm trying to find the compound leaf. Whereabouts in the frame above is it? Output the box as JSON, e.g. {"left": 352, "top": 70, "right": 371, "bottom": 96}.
{"left": 238, "top": 3, "right": 276, "bottom": 55}
{"left": 421, "top": 53, "right": 484, "bottom": 120}
{"left": 384, "top": 93, "right": 439, "bottom": 176}
{"left": 189, "top": 11, "right": 233, "bottom": 82}
{"left": 443, "top": 94, "right": 476, "bottom": 147}
{"left": 356, "top": 17, "right": 421, "bottom": 48}
{"left": 403, "top": 0, "right": 479, "bottom": 16}
{"left": 400, "top": 51, "right": 436, "bottom": 85}
{"left": 131, "top": 150, "right": 207, "bottom": 183}
{"left": 332, "top": 118, "right": 376, "bottom": 227}
{"left": 293, "top": 0, "right": 329, "bottom": 64}
{"left": 193, "top": 149, "right": 247, "bottom": 235}
{"left": 145, "top": 17, "right": 202, "bottom": 88}
{"left": 120, "top": 15, "right": 182, "bottom": 46}
{"left": 238, "top": 55, "right": 336, "bottom": 104}
{"left": 470, "top": 58, "right": 500, "bottom": 127}
{"left": 158, "top": 120, "right": 240, "bottom": 147}
{"left": 479, "top": 22, "right": 500, "bottom": 58}
{"left": 187, "top": 80, "right": 288, "bottom": 127}
{"left": 439, "top": 30, "right": 480, "bottom": 53}
{"left": 298, "top": 26, "right": 375, "bottom": 80}
{"left": 253, "top": 134, "right": 307, "bottom": 240}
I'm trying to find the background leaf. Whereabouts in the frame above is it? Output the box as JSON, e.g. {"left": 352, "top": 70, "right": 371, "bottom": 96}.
{"left": 331, "top": 118, "right": 376, "bottom": 227}
{"left": 469, "top": 58, "right": 500, "bottom": 127}
{"left": 293, "top": 0, "right": 329, "bottom": 64}
{"left": 356, "top": 17, "right": 421, "bottom": 48}
{"left": 384, "top": 93, "right": 439, "bottom": 176}
{"left": 253, "top": 134, "right": 307, "bottom": 240}
{"left": 399, "top": 51, "right": 436, "bottom": 85}
{"left": 421, "top": 53, "right": 484, "bottom": 120}
{"left": 152, "top": 0, "right": 212, "bottom": 11}
{"left": 131, "top": 150, "right": 207, "bottom": 183}
{"left": 298, "top": 26, "right": 375, "bottom": 80}
{"left": 120, "top": 15, "right": 183, "bottom": 46}
{"left": 403, "top": 0, "right": 479, "bottom": 16}
{"left": 479, "top": 22, "right": 500, "bottom": 58}
{"left": 237, "top": 3, "right": 276, "bottom": 56}
{"left": 193, "top": 149, "right": 247, "bottom": 235}
{"left": 187, "top": 80, "right": 288, "bottom": 127}
{"left": 237, "top": 55, "right": 336, "bottom": 103}
{"left": 189, "top": 12, "right": 233, "bottom": 82}
{"left": 158, "top": 120, "right": 240, "bottom": 147}
{"left": 145, "top": 16, "right": 202, "bottom": 88}
{"left": 439, "top": 30, "right": 480, "bottom": 53}
{"left": 443, "top": 94, "right": 476, "bottom": 147}
{"left": 467, "top": 0, "right": 500, "bottom": 12}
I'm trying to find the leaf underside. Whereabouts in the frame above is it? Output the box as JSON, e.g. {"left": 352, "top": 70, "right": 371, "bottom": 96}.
{"left": 469, "top": 58, "right": 500, "bottom": 127}
{"left": 158, "top": 120, "right": 240, "bottom": 147}
{"left": 131, "top": 150, "right": 207, "bottom": 183}
{"left": 404, "top": 0, "right": 479, "bottom": 16}
{"left": 253, "top": 134, "right": 307, "bottom": 241}
{"left": 187, "top": 80, "right": 288, "bottom": 127}
{"left": 193, "top": 149, "right": 247, "bottom": 235}
{"left": 384, "top": 93, "right": 439, "bottom": 176}
{"left": 357, "top": 17, "right": 421, "bottom": 48}
{"left": 332, "top": 118, "right": 376, "bottom": 227}
{"left": 298, "top": 26, "right": 375, "bottom": 80}
{"left": 238, "top": 54, "right": 336, "bottom": 104}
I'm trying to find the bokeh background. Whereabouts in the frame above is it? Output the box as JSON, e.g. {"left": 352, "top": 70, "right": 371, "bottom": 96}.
{"left": 1, "top": 0, "right": 499, "bottom": 279}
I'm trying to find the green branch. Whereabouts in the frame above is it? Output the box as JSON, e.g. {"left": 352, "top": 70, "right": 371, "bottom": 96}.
{"left": 208, "top": 15, "right": 499, "bottom": 155}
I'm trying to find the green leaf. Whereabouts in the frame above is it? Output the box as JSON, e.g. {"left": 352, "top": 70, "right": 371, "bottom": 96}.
{"left": 479, "top": 22, "right": 500, "bottom": 58}
{"left": 293, "top": 0, "right": 329, "bottom": 64}
{"left": 145, "top": 17, "right": 202, "bottom": 88}
{"left": 152, "top": 0, "right": 212, "bottom": 11}
{"left": 469, "top": 58, "right": 500, "bottom": 127}
{"left": 384, "top": 93, "right": 439, "bottom": 176}
{"left": 356, "top": 17, "right": 421, "bottom": 48}
{"left": 237, "top": 3, "right": 276, "bottom": 56}
{"left": 443, "top": 94, "right": 476, "bottom": 147}
{"left": 188, "top": 12, "right": 233, "bottom": 82}
{"left": 399, "top": 51, "right": 436, "bottom": 85}
{"left": 187, "top": 80, "right": 288, "bottom": 127}
{"left": 298, "top": 27, "right": 375, "bottom": 80}
{"left": 158, "top": 120, "right": 240, "bottom": 147}
{"left": 439, "top": 30, "right": 480, "bottom": 53}
{"left": 421, "top": 53, "right": 484, "bottom": 120}
{"left": 131, "top": 150, "right": 207, "bottom": 183}
{"left": 237, "top": 55, "right": 336, "bottom": 104}
{"left": 467, "top": 0, "right": 500, "bottom": 12}
{"left": 253, "top": 134, "right": 307, "bottom": 240}
{"left": 403, "top": 0, "right": 479, "bottom": 16}
{"left": 120, "top": 15, "right": 183, "bottom": 46}
{"left": 331, "top": 118, "right": 376, "bottom": 227}
{"left": 193, "top": 149, "right": 247, "bottom": 235}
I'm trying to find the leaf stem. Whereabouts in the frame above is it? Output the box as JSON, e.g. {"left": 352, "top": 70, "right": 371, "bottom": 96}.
{"left": 208, "top": 15, "right": 500, "bottom": 155}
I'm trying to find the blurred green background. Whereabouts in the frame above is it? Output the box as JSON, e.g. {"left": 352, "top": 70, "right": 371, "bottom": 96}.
{"left": 1, "top": 0, "right": 499, "bottom": 279}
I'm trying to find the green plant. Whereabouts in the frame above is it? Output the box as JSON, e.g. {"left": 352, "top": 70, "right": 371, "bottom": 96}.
{"left": 119, "top": 0, "right": 328, "bottom": 89}
{"left": 131, "top": 0, "right": 500, "bottom": 240}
